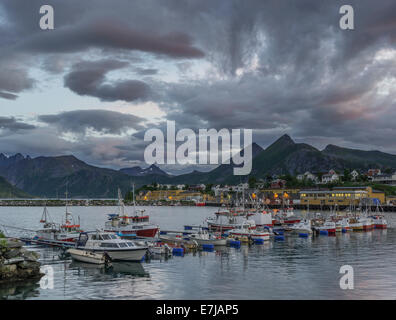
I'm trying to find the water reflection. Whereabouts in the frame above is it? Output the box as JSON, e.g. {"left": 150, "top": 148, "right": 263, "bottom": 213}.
{"left": 69, "top": 261, "right": 150, "bottom": 278}
{"left": 0, "top": 279, "right": 41, "bottom": 300}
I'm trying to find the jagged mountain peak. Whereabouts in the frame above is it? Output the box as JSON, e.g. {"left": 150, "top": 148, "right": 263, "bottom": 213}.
{"left": 120, "top": 163, "right": 168, "bottom": 177}
{"left": 265, "top": 134, "right": 295, "bottom": 152}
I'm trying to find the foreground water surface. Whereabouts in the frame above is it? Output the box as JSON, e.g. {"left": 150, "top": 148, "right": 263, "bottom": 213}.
{"left": 0, "top": 206, "right": 395, "bottom": 300}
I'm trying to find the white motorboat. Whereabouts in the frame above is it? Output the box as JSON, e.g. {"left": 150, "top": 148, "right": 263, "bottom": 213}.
{"left": 314, "top": 220, "right": 336, "bottom": 234}
{"left": 67, "top": 248, "right": 111, "bottom": 265}
{"left": 206, "top": 215, "right": 256, "bottom": 232}
{"left": 75, "top": 231, "right": 148, "bottom": 262}
{"left": 228, "top": 222, "right": 270, "bottom": 241}
{"left": 188, "top": 229, "right": 227, "bottom": 246}
{"left": 290, "top": 219, "right": 312, "bottom": 234}
{"left": 149, "top": 243, "right": 172, "bottom": 256}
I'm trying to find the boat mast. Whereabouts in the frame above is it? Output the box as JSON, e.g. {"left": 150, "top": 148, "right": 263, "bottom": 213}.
{"left": 118, "top": 188, "right": 125, "bottom": 216}
{"left": 65, "top": 185, "right": 71, "bottom": 224}
{"left": 132, "top": 183, "right": 137, "bottom": 216}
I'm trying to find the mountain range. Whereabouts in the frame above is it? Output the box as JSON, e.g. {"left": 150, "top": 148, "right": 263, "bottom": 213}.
{"left": 0, "top": 135, "right": 395, "bottom": 198}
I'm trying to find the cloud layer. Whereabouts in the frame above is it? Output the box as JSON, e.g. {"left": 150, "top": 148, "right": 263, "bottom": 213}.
{"left": 0, "top": 0, "right": 395, "bottom": 172}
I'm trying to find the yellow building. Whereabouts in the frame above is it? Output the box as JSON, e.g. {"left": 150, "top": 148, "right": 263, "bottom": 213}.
{"left": 333, "top": 186, "right": 385, "bottom": 204}
{"left": 300, "top": 190, "right": 368, "bottom": 206}
{"left": 260, "top": 188, "right": 301, "bottom": 200}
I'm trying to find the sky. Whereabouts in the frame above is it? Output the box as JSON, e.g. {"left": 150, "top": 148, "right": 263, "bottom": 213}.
{"left": 0, "top": 0, "right": 395, "bottom": 174}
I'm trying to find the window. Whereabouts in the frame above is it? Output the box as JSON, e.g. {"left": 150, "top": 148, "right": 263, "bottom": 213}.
{"left": 100, "top": 242, "right": 119, "bottom": 248}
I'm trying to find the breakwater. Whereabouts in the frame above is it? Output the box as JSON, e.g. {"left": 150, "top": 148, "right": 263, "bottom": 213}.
{"left": 0, "top": 238, "right": 43, "bottom": 284}
{"left": 0, "top": 199, "right": 395, "bottom": 211}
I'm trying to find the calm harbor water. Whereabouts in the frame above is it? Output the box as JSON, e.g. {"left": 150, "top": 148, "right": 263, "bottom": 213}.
{"left": 1, "top": 206, "right": 396, "bottom": 300}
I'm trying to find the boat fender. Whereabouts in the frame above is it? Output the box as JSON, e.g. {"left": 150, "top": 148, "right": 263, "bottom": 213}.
{"left": 253, "top": 239, "right": 264, "bottom": 244}
{"left": 172, "top": 247, "right": 184, "bottom": 255}
{"left": 229, "top": 240, "right": 241, "bottom": 247}
{"left": 274, "top": 235, "right": 285, "bottom": 241}
{"left": 319, "top": 230, "right": 329, "bottom": 235}
{"left": 299, "top": 233, "right": 309, "bottom": 238}
{"left": 342, "top": 228, "right": 347, "bottom": 233}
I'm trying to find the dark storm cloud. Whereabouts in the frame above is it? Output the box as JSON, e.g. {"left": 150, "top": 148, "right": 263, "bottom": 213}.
{"left": 19, "top": 19, "right": 205, "bottom": 59}
{"left": 38, "top": 109, "right": 145, "bottom": 135}
{"left": 0, "top": 92, "right": 18, "bottom": 100}
{"left": 0, "top": 117, "right": 36, "bottom": 132}
{"left": 1, "top": 0, "right": 396, "bottom": 166}
{"left": 63, "top": 60, "right": 151, "bottom": 102}
{"left": 0, "top": 63, "right": 35, "bottom": 99}
{"left": 0, "top": 1, "right": 205, "bottom": 59}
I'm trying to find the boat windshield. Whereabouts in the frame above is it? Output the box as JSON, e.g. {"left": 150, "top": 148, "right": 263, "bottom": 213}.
{"left": 100, "top": 242, "right": 119, "bottom": 248}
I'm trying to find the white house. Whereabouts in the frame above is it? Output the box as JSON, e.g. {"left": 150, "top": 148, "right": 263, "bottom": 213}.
{"left": 322, "top": 170, "right": 340, "bottom": 183}
{"left": 370, "top": 172, "right": 396, "bottom": 186}
{"left": 297, "top": 171, "right": 318, "bottom": 183}
{"left": 350, "top": 170, "right": 359, "bottom": 181}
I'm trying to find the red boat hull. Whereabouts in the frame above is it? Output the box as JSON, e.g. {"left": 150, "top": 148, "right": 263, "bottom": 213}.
{"left": 105, "top": 228, "right": 159, "bottom": 238}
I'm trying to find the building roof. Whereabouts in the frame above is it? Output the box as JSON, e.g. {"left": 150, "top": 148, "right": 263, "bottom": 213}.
{"left": 300, "top": 190, "right": 367, "bottom": 194}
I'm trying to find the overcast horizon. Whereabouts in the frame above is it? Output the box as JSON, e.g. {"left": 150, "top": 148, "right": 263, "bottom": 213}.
{"left": 1, "top": 1, "right": 396, "bottom": 175}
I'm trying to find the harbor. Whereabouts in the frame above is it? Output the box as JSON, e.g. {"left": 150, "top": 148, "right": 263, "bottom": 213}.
{"left": 0, "top": 195, "right": 395, "bottom": 299}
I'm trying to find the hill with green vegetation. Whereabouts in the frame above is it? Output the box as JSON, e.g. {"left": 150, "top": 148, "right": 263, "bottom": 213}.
{"left": 0, "top": 176, "right": 31, "bottom": 198}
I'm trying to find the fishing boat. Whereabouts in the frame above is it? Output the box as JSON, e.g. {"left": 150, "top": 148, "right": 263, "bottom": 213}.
{"left": 314, "top": 220, "right": 336, "bottom": 234}
{"left": 290, "top": 219, "right": 312, "bottom": 234}
{"left": 249, "top": 207, "right": 274, "bottom": 227}
{"left": 104, "top": 187, "right": 159, "bottom": 238}
{"left": 228, "top": 222, "right": 270, "bottom": 241}
{"left": 149, "top": 243, "right": 172, "bottom": 256}
{"left": 188, "top": 229, "right": 227, "bottom": 246}
{"left": 75, "top": 231, "right": 148, "bottom": 262}
{"left": 340, "top": 218, "right": 351, "bottom": 231}
{"left": 359, "top": 216, "right": 374, "bottom": 231}
{"left": 273, "top": 207, "right": 301, "bottom": 225}
{"left": 36, "top": 194, "right": 82, "bottom": 242}
{"left": 159, "top": 233, "right": 199, "bottom": 249}
{"left": 348, "top": 217, "right": 363, "bottom": 231}
{"left": 206, "top": 215, "right": 256, "bottom": 232}
{"left": 67, "top": 248, "right": 112, "bottom": 265}
{"left": 370, "top": 215, "right": 388, "bottom": 229}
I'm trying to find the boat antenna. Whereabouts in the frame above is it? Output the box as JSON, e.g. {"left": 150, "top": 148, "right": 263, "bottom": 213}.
{"left": 132, "top": 182, "right": 137, "bottom": 215}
